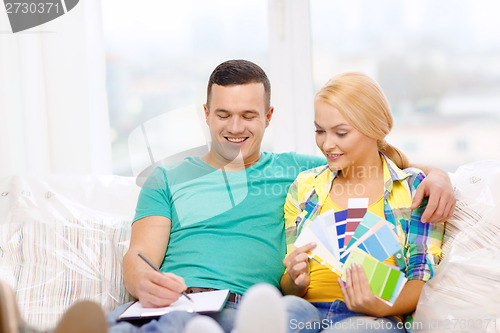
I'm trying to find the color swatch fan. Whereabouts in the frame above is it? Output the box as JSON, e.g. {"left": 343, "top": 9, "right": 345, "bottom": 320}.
{"left": 341, "top": 211, "right": 401, "bottom": 263}
{"left": 293, "top": 197, "right": 405, "bottom": 305}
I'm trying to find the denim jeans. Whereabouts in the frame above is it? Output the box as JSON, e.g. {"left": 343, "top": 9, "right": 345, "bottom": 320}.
{"left": 283, "top": 295, "right": 323, "bottom": 333}
{"left": 107, "top": 301, "right": 238, "bottom": 333}
{"left": 311, "top": 300, "right": 406, "bottom": 332}
{"left": 108, "top": 296, "right": 324, "bottom": 333}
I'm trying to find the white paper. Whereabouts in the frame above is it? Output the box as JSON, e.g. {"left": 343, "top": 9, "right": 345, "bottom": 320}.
{"left": 314, "top": 210, "right": 340, "bottom": 260}
{"left": 294, "top": 227, "right": 342, "bottom": 274}
{"left": 118, "top": 289, "right": 230, "bottom": 320}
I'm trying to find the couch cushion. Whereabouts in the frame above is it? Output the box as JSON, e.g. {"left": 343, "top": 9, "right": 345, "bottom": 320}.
{"left": 441, "top": 160, "right": 500, "bottom": 258}
{"left": 0, "top": 175, "right": 139, "bottom": 329}
{"left": 414, "top": 160, "right": 500, "bottom": 330}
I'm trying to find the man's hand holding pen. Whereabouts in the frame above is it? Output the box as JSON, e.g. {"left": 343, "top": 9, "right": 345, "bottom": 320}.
{"left": 136, "top": 253, "right": 193, "bottom": 307}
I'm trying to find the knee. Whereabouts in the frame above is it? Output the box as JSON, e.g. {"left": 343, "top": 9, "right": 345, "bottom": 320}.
{"left": 149, "top": 310, "right": 199, "bottom": 331}
{"left": 282, "top": 296, "right": 322, "bottom": 333}
{"left": 283, "top": 295, "right": 317, "bottom": 314}
{"left": 157, "top": 310, "right": 197, "bottom": 324}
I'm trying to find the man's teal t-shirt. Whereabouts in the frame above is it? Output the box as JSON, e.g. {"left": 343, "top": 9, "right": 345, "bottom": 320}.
{"left": 134, "top": 152, "right": 325, "bottom": 295}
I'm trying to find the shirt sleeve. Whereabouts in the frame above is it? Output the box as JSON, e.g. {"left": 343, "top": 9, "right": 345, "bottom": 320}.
{"left": 133, "top": 166, "right": 173, "bottom": 223}
{"left": 284, "top": 177, "right": 303, "bottom": 255}
{"left": 292, "top": 152, "right": 327, "bottom": 171}
{"left": 404, "top": 169, "right": 445, "bottom": 281}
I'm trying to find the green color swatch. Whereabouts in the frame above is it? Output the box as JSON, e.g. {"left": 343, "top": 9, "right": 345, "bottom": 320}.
{"left": 342, "top": 248, "right": 407, "bottom": 304}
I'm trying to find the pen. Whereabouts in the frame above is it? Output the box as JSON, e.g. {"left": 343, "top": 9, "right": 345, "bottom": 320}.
{"left": 138, "top": 253, "right": 194, "bottom": 302}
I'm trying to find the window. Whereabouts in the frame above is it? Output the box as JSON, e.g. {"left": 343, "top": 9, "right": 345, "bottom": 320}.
{"left": 103, "top": 1, "right": 500, "bottom": 174}
{"left": 311, "top": 0, "right": 500, "bottom": 170}
{"left": 102, "top": 0, "right": 268, "bottom": 175}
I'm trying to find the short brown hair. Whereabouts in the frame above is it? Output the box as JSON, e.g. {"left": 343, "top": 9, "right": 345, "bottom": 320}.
{"left": 207, "top": 59, "right": 271, "bottom": 109}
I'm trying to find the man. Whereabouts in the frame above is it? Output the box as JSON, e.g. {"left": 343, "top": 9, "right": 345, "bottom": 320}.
{"left": 110, "top": 60, "right": 455, "bottom": 332}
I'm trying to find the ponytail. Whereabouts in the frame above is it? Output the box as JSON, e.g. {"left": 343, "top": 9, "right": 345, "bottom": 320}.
{"left": 378, "top": 140, "right": 409, "bottom": 170}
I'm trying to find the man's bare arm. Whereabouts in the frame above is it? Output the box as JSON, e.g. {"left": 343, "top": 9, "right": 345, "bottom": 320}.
{"left": 123, "top": 216, "right": 187, "bottom": 307}
{"left": 410, "top": 164, "right": 456, "bottom": 223}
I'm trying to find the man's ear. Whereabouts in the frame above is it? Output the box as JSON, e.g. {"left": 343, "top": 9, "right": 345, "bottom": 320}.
{"left": 204, "top": 104, "right": 209, "bottom": 124}
{"left": 265, "top": 107, "right": 274, "bottom": 127}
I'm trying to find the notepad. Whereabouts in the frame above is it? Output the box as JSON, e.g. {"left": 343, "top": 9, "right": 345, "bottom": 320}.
{"left": 117, "top": 289, "right": 230, "bottom": 322}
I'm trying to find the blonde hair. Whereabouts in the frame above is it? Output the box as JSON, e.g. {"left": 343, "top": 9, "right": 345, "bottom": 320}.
{"left": 315, "top": 72, "right": 409, "bottom": 169}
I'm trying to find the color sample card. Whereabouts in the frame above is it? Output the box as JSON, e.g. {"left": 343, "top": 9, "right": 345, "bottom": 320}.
{"left": 334, "top": 209, "right": 348, "bottom": 253}
{"left": 341, "top": 248, "right": 407, "bottom": 305}
{"left": 294, "top": 225, "right": 342, "bottom": 274}
{"left": 344, "top": 198, "right": 369, "bottom": 246}
{"left": 307, "top": 210, "right": 340, "bottom": 260}
{"left": 342, "top": 211, "right": 401, "bottom": 263}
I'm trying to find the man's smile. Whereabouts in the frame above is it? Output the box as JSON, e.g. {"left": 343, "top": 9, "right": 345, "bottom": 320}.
{"left": 225, "top": 137, "right": 248, "bottom": 143}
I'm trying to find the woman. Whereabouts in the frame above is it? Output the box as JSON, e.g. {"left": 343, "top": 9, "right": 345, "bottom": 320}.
{"left": 281, "top": 72, "right": 444, "bottom": 332}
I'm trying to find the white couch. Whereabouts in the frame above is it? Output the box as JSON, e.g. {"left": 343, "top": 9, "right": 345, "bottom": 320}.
{"left": 0, "top": 175, "right": 138, "bottom": 329}
{"left": 414, "top": 161, "right": 500, "bottom": 332}
{"left": 1, "top": 161, "right": 499, "bottom": 331}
